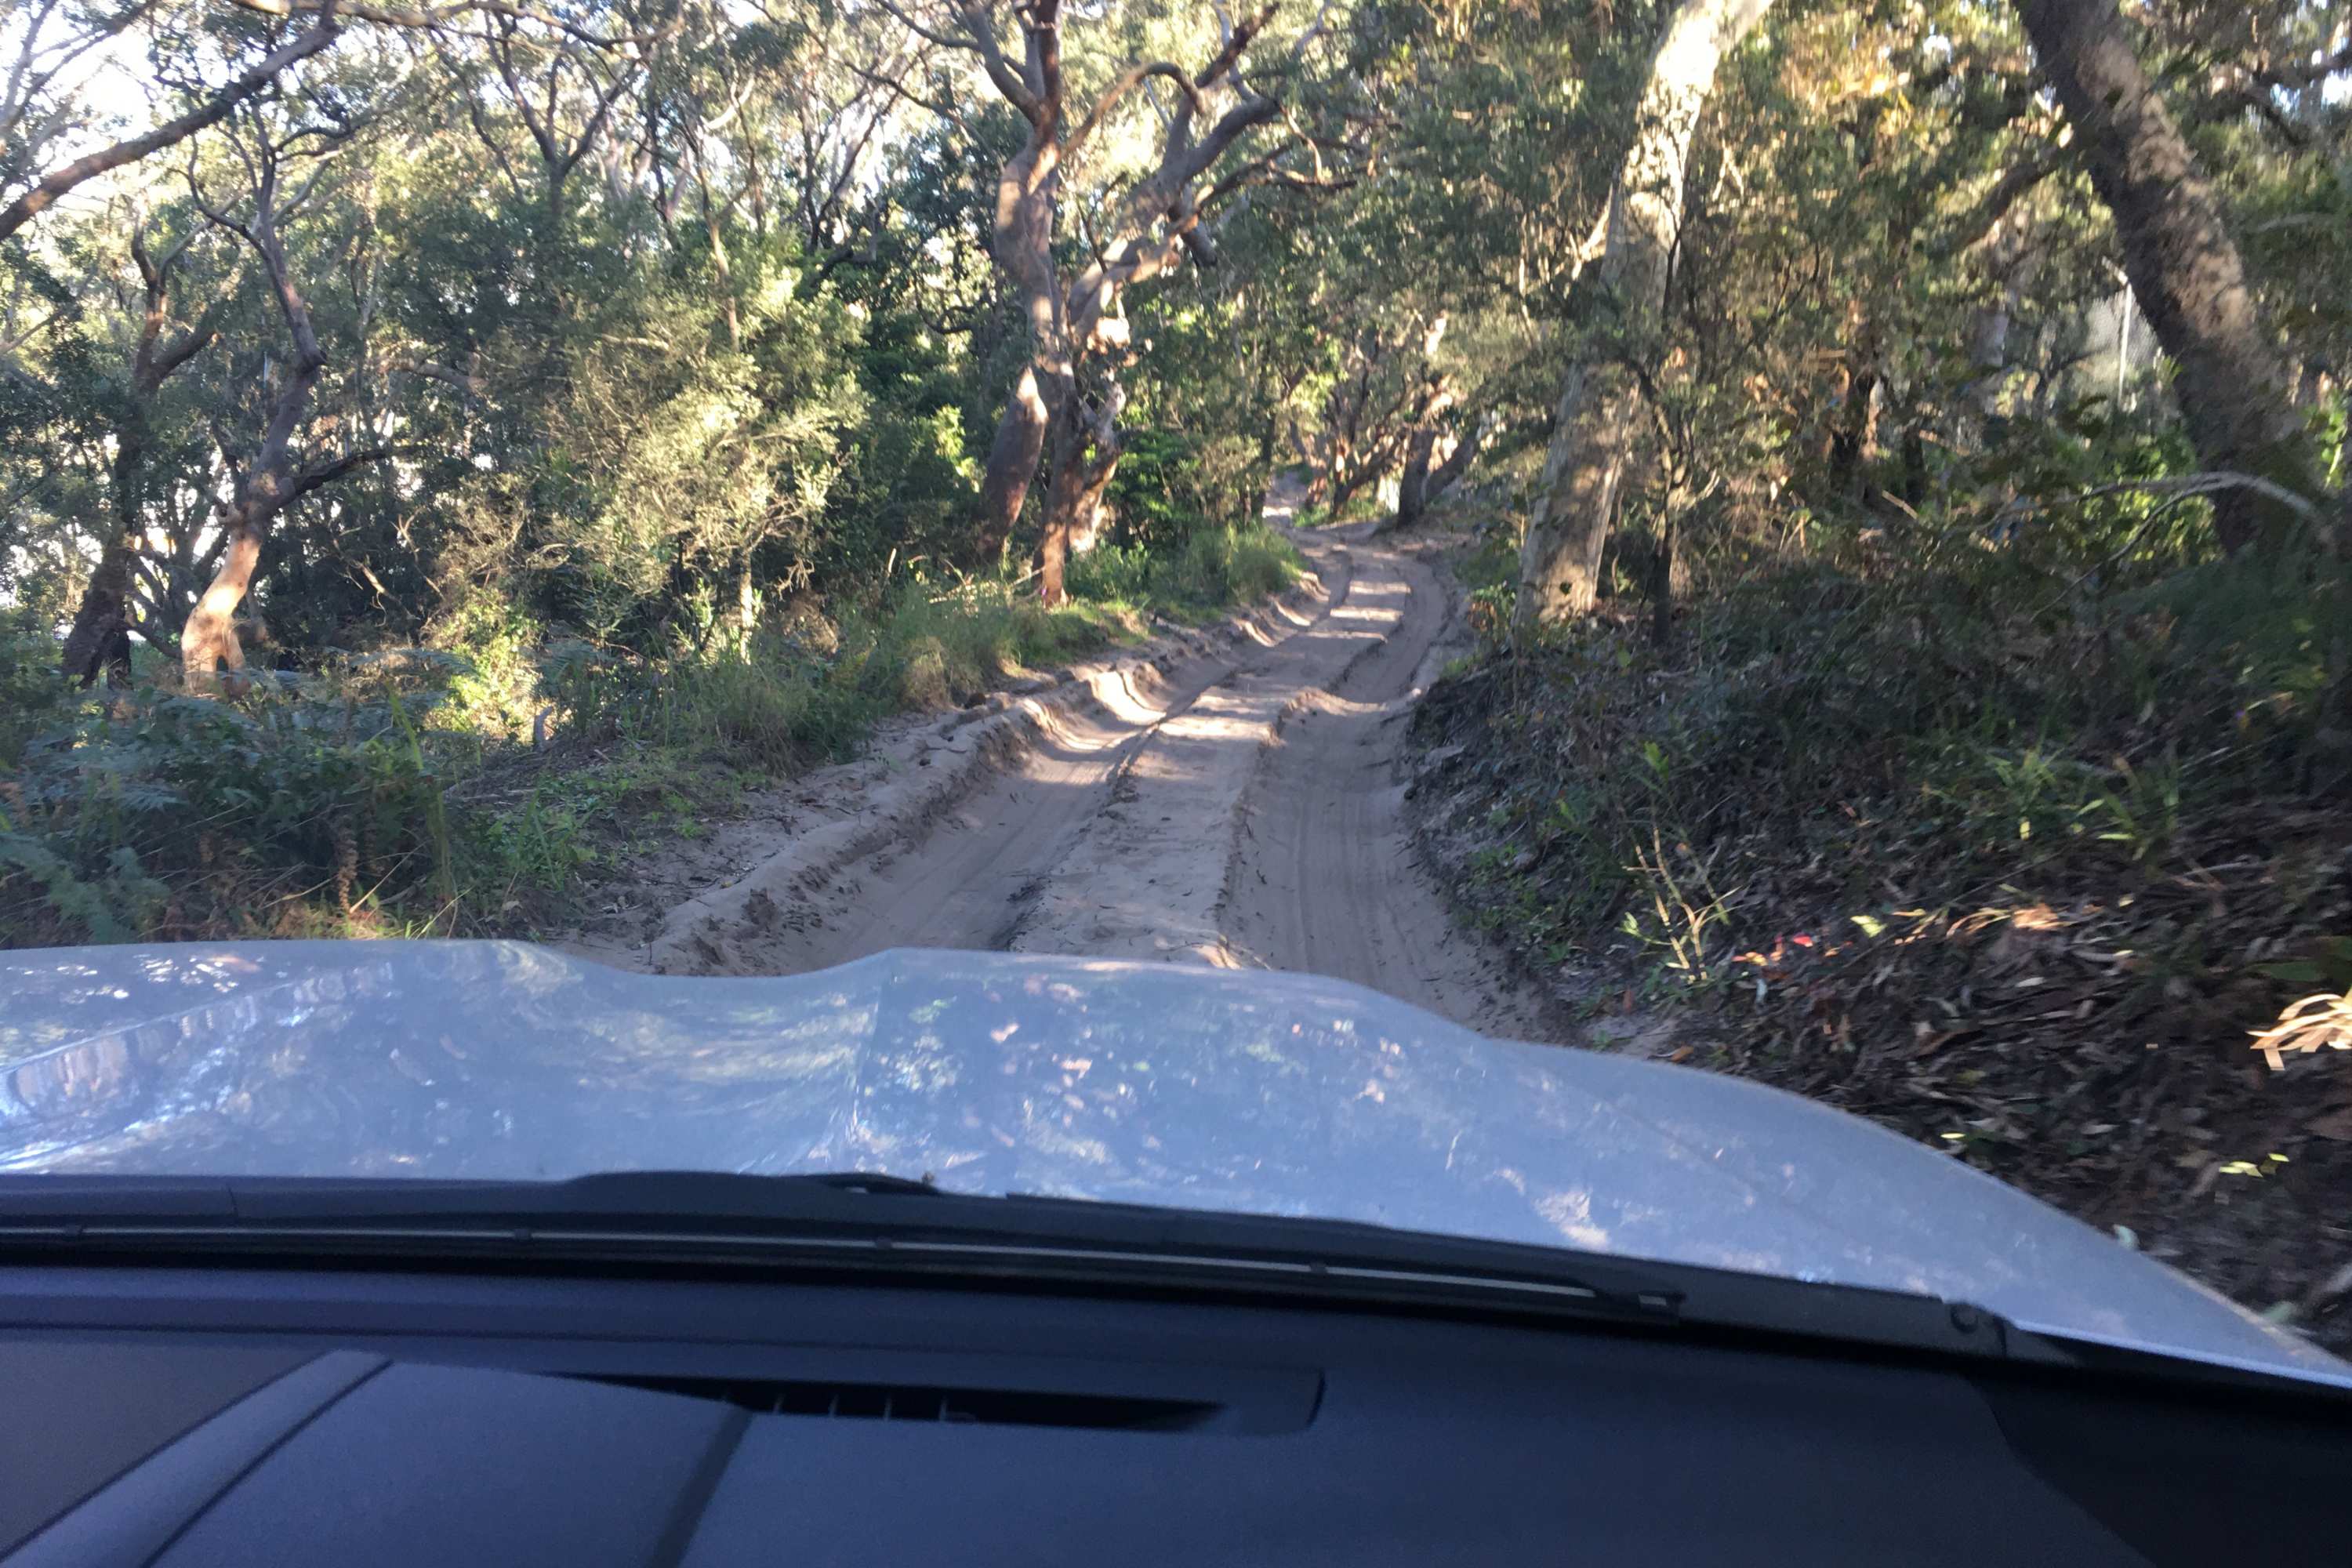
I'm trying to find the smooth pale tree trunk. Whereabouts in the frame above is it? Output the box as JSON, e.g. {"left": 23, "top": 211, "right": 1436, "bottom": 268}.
{"left": 183, "top": 145, "right": 332, "bottom": 688}
{"left": 2016, "top": 0, "right": 2318, "bottom": 553}
{"left": 182, "top": 345, "right": 322, "bottom": 686}
{"left": 182, "top": 524, "right": 269, "bottom": 684}
{"left": 976, "top": 137, "right": 1067, "bottom": 565}
{"left": 931, "top": 1, "right": 1278, "bottom": 587}
{"left": 1515, "top": 0, "right": 1774, "bottom": 631}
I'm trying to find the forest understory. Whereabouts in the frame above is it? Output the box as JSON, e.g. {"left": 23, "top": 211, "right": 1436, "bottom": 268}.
{"left": 1407, "top": 516, "right": 2352, "bottom": 1351}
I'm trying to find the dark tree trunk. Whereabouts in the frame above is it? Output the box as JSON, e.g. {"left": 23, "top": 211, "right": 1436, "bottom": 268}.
{"left": 2016, "top": 0, "right": 2320, "bottom": 552}
{"left": 1896, "top": 424, "right": 1929, "bottom": 508}
{"left": 1038, "top": 378, "right": 1123, "bottom": 606}
{"left": 60, "top": 434, "right": 147, "bottom": 688}
{"left": 62, "top": 226, "right": 217, "bottom": 687}
{"left": 1825, "top": 364, "right": 1882, "bottom": 500}
{"left": 978, "top": 365, "right": 1057, "bottom": 565}
{"left": 1650, "top": 512, "right": 1679, "bottom": 646}
{"left": 1394, "top": 427, "right": 1437, "bottom": 530}
{"left": 976, "top": 127, "right": 1065, "bottom": 565}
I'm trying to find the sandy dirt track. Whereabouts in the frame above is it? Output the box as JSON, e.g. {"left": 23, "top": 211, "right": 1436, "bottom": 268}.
{"left": 594, "top": 503, "right": 1559, "bottom": 1044}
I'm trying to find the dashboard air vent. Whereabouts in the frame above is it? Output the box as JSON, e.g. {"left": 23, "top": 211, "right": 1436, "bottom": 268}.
{"left": 588, "top": 1374, "right": 1225, "bottom": 1431}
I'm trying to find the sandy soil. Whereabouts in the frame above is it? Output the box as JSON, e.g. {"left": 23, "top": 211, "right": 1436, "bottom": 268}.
{"left": 574, "top": 489, "right": 1564, "bottom": 1044}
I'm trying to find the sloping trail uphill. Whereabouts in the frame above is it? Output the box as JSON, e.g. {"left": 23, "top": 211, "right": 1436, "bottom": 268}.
{"left": 587, "top": 498, "right": 1559, "bottom": 1044}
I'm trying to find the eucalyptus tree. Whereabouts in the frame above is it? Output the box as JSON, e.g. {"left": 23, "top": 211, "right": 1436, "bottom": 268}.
{"left": 875, "top": 0, "right": 1368, "bottom": 598}
{"left": 2016, "top": 0, "right": 2322, "bottom": 555}
{"left": 1516, "top": 0, "right": 1775, "bottom": 630}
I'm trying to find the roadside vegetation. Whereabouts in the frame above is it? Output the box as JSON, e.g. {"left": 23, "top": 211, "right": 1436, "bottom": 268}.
{"left": 0, "top": 525, "right": 1298, "bottom": 945}
{"left": 1387, "top": 2, "right": 2352, "bottom": 1339}
{"left": 2, "top": 0, "right": 1318, "bottom": 944}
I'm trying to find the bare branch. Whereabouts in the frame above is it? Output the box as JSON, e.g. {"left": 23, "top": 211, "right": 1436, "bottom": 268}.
{"left": 1069, "top": 61, "right": 1199, "bottom": 154}
{"left": 1936, "top": 150, "right": 2059, "bottom": 259}
{"left": 2038, "top": 470, "right": 2323, "bottom": 523}
{"left": 0, "top": 4, "right": 342, "bottom": 245}
{"left": 282, "top": 445, "right": 405, "bottom": 508}
{"left": 945, "top": 0, "right": 1040, "bottom": 118}
{"left": 872, "top": 0, "right": 975, "bottom": 55}
{"left": 223, "top": 0, "right": 648, "bottom": 51}
{"left": 1195, "top": 3, "right": 1273, "bottom": 89}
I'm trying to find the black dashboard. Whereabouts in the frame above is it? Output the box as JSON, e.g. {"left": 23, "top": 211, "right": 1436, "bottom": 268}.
{"left": 2, "top": 1261, "right": 2347, "bottom": 1566}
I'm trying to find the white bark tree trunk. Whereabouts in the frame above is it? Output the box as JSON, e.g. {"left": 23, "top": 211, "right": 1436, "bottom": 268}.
{"left": 1515, "top": 0, "right": 1774, "bottom": 631}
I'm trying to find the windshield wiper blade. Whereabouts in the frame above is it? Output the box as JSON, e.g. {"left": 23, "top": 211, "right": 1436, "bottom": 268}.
{"left": 2, "top": 1174, "right": 2342, "bottom": 1406}
{"left": 0, "top": 1169, "right": 952, "bottom": 1221}
{"left": 0, "top": 1173, "right": 2194, "bottom": 1385}
{"left": 0, "top": 1172, "right": 1933, "bottom": 1341}
{"left": 550, "top": 1170, "right": 952, "bottom": 1203}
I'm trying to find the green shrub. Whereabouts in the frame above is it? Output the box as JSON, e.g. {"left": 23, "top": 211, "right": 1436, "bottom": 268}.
{"left": 0, "top": 609, "right": 78, "bottom": 770}
{"left": 1066, "top": 542, "right": 1155, "bottom": 603}
{"left": 1432, "top": 459, "right": 2350, "bottom": 992}
{"left": 869, "top": 581, "right": 1114, "bottom": 708}
{"left": 1104, "top": 429, "right": 1218, "bottom": 553}
{"left": 0, "top": 680, "right": 466, "bottom": 944}
{"left": 1154, "top": 522, "right": 1303, "bottom": 608}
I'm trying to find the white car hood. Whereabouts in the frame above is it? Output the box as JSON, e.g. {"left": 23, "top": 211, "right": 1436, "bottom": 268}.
{"left": 1, "top": 939, "right": 2338, "bottom": 1385}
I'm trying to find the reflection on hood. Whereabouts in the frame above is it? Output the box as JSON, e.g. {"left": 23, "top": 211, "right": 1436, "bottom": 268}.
{"left": 1, "top": 939, "right": 2339, "bottom": 1386}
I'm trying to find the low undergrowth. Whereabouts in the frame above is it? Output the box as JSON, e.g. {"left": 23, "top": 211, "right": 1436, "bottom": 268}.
{"left": 0, "top": 523, "right": 1301, "bottom": 947}
{"left": 1413, "top": 486, "right": 2352, "bottom": 1345}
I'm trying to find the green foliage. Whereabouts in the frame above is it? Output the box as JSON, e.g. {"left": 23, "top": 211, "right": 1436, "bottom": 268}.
{"left": 0, "top": 833, "right": 167, "bottom": 944}
{"left": 1103, "top": 429, "right": 1219, "bottom": 553}
{"left": 0, "top": 677, "right": 470, "bottom": 944}
{"left": 535, "top": 237, "right": 869, "bottom": 642}
{"left": 0, "top": 514, "right": 1297, "bottom": 942}
{"left": 1156, "top": 523, "right": 1305, "bottom": 610}
{"left": 866, "top": 583, "right": 1117, "bottom": 710}
{"left": 0, "top": 609, "right": 78, "bottom": 769}
{"left": 1065, "top": 542, "right": 1156, "bottom": 603}
{"left": 1428, "top": 442, "right": 2352, "bottom": 993}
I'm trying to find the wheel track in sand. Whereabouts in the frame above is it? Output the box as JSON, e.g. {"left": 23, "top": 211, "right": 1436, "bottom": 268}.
{"left": 628, "top": 511, "right": 1562, "bottom": 1044}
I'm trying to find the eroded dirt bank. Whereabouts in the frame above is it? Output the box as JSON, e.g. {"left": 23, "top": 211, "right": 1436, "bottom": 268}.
{"left": 575, "top": 515, "right": 1562, "bottom": 1044}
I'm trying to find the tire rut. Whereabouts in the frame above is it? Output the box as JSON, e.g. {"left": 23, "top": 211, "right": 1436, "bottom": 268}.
{"left": 635, "top": 519, "right": 1558, "bottom": 1043}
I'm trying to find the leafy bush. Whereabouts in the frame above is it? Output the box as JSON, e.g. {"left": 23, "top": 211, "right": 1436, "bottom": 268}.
{"left": 0, "top": 609, "right": 78, "bottom": 770}
{"left": 869, "top": 581, "right": 1118, "bottom": 709}
{"left": 1065, "top": 542, "right": 1155, "bottom": 603}
{"left": 1, "top": 681, "right": 466, "bottom": 944}
{"left": 1153, "top": 522, "right": 1303, "bottom": 609}
{"left": 1104, "top": 428, "right": 1218, "bottom": 554}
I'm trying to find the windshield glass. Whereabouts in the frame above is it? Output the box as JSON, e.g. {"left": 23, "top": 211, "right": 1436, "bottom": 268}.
{"left": 5, "top": 942, "right": 2345, "bottom": 1385}
{"left": 2, "top": 0, "right": 2348, "bottom": 1390}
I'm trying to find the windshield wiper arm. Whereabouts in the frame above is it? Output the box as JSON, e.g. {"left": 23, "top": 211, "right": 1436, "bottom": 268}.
{"left": 0, "top": 1172, "right": 2115, "bottom": 1381}
{"left": 0, "top": 1170, "right": 956, "bottom": 1225}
